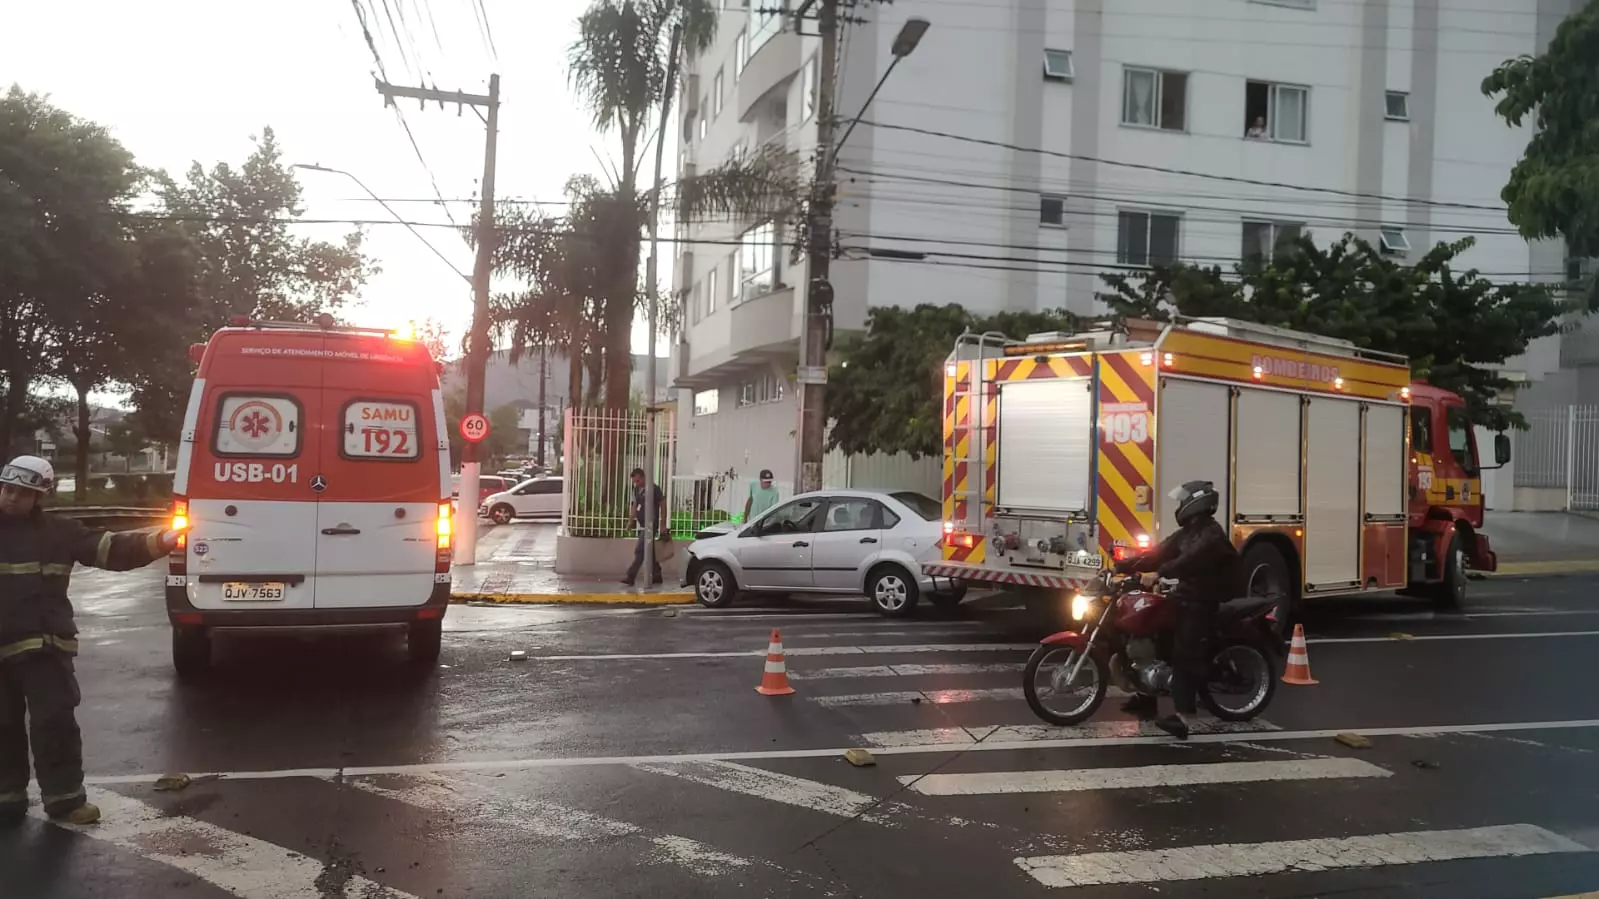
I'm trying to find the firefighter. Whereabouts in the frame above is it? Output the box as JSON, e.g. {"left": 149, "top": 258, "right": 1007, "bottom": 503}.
{"left": 0, "top": 455, "right": 183, "bottom": 826}
{"left": 1114, "top": 480, "right": 1242, "bottom": 740}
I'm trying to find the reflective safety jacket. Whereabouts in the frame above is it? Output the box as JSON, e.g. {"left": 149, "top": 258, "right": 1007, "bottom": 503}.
{"left": 0, "top": 509, "right": 169, "bottom": 661}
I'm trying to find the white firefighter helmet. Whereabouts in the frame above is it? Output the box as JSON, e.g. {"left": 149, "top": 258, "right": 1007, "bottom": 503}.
{"left": 1, "top": 455, "right": 56, "bottom": 494}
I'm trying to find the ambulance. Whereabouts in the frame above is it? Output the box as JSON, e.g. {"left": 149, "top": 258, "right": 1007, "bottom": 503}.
{"left": 165, "top": 315, "right": 454, "bottom": 678}
{"left": 924, "top": 316, "right": 1510, "bottom": 631}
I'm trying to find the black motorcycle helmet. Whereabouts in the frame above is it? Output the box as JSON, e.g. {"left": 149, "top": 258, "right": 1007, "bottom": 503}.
{"left": 1169, "top": 480, "right": 1220, "bottom": 527}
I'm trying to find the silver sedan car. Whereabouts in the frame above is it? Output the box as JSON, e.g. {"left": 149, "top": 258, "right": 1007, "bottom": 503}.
{"left": 681, "top": 488, "right": 967, "bottom": 617}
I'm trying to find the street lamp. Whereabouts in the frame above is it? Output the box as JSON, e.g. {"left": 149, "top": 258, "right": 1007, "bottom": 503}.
{"left": 828, "top": 18, "right": 930, "bottom": 167}
{"left": 291, "top": 163, "right": 470, "bottom": 283}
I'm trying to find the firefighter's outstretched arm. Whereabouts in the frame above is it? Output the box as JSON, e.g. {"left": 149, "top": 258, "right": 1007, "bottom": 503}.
{"left": 60, "top": 518, "right": 174, "bottom": 571}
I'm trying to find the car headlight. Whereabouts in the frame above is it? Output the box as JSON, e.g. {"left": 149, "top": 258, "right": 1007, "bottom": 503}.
{"left": 1070, "top": 593, "right": 1092, "bottom": 621}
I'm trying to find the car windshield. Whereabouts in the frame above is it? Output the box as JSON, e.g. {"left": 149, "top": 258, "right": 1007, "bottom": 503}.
{"left": 890, "top": 491, "right": 942, "bottom": 521}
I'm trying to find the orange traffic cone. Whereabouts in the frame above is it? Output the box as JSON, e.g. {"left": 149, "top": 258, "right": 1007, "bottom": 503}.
{"left": 1282, "top": 623, "right": 1319, "bottom": 685}
{"left": 756, "top": 628, "right": 796, "bottom": 696}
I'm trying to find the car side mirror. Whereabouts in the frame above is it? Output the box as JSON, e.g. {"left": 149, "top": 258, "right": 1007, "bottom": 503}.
{"left": 1494, "top": 433, "right": 1511, "bottom": 466}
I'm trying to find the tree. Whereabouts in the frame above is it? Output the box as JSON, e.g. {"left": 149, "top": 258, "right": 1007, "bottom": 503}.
{"left": 415, "top": 317, "right": 451, "bottom": 364}
{"left": 825, "top": 304, "right": 1080, "bottom": 458}
{"left": 105, "top": 421, "right": 148, "bottom": 472}
{"left": 1098, "top": 233, "right": 1576, "bottom": 431}
{"left": 442, "top": 389, "right": 527, "bottom": 470}
{"left": 1482, "top": 1, "right": 1599, "bottom": 263}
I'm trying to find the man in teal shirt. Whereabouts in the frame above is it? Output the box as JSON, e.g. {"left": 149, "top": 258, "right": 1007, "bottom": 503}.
{"left": 744, "top": 469, "right": 780, "bottom": 522}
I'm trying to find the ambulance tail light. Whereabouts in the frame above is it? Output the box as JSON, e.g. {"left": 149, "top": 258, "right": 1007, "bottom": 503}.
{"left": 436, "top": 502, "right": 454, "bottom": 570}
{"left": 170, "top": 498, "right": 189, "bottom": 552}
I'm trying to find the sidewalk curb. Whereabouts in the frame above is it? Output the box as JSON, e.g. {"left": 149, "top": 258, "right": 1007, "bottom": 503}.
{"left": 450, "top": 591, "right": 696, "bottom": 606}
{"left": 1483, "top": 560, "right": 1599, "bottom": 578}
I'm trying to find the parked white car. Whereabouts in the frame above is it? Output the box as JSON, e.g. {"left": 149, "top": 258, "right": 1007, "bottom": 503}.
{"left": 682, "top": 488, "right": 966, "bottom": 617}
{"left": 480, "top": 476, "right": 565, "bottom": 525}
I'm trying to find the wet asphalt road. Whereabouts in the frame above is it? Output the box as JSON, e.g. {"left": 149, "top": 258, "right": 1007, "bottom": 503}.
{"left": 6, "top": 548, "right": 1599, "bottom": 898}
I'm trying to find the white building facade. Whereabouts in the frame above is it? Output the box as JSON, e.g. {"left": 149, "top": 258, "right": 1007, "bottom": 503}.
{"left": 671, "top": 0, "right": 1581, "bottom": 510}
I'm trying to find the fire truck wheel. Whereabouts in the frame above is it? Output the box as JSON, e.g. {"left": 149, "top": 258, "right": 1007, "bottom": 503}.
{"left": 867, "top": 565, "right": 920, "bottom": 617}
{"left": 1241, "top": 542, "right": 1296, "bottom": 642}
{"left": 1430, "top": 537, "right": 1466, "bottom": 611}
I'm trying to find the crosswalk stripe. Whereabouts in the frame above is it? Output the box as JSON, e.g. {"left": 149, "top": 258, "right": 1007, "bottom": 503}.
{"left": 536, "top": 643, "right": 1036, "bottom": 661}
{"left": 860, "top": 718, "right": 1281, "bottom": 748}
{"left": 899, "top": 757, "right": 1391, "bottom": 795}
{"left": 790, "top": 662, "right": 1021, "bottom": 680}
{"left": 1014, "top": 824, "right": 1591, "bottom": 887}
{"left": 34, "top": 791, "right": 416, "bottom": 899}
{"left": 815, "top": 687, "right": 1027, "bottom": 706}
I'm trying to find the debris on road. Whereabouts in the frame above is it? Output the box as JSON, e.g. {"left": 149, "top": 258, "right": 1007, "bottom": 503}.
{"left": 1389, "top": 632, "right": 1416, "bottom": 641}
{"left": 153, "top": 773, "right": 192, "bottom": 792}
{"left": 509, "top": 650, "right": 528, "bottom": 662}
{"left": 661, "top": 608, "right": 679, "bottom": 618}
{"left": 1412, "top": 759, "right": 1441, "bottom": 770}
{"left": 844, "top": 748, "right": 876, "bottom": 767}
{"left": 1335, "top": 733, "right": 1373, "bottom": 749}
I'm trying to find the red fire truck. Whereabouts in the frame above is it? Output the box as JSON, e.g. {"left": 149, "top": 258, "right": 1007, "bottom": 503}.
{"left": 922, "top": 317, "right": 1510, "bottom": 625}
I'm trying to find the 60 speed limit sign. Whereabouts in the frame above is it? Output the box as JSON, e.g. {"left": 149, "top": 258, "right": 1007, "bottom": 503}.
{"left": 459, "top": 412, "right": 491, "bottom": 443}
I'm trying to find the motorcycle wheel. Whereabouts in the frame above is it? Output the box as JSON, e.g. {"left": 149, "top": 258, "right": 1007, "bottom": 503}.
{"left": 1023, "top": 644, "right": 1109, "bottom": 726}
{"left": 1199, "top": 640, "right": 1277, "bottom": 722}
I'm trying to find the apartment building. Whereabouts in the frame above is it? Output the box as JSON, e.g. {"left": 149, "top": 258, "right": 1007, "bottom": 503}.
{"left": 670, "top": 0, "right": 1582, "bottom": 505}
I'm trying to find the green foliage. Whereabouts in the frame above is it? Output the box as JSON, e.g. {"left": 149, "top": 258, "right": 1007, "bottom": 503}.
{"left": 1098, "top": 233, "right": 1577, "bottom": 431}
{"left": 1482, "top": 1, "right": 1599, "bottom": 262}
{"left": 826, "top": 304, "right": 1081, "bottom": 458}
{"left": 442, "top": 389, "right": 527, "bottom": 469}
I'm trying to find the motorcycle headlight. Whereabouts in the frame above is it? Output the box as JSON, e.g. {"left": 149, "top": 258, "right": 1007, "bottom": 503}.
{"left": 1070, "top": 593, "right": 1092, "bottom": 621}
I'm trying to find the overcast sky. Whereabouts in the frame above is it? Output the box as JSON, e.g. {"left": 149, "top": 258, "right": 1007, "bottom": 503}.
{"left": 3, "top": 0, "right": 674, "bottom": 403}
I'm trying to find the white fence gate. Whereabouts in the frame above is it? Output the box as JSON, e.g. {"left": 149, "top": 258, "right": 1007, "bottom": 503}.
{"left": 1512, "top": 405, "right": 1599, "bottom": 510}
{"left": 561, "top": 408, "right": 677, "bottom": 538}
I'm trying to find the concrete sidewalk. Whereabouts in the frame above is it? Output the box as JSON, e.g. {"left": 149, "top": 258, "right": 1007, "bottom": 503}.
{"left": 1485, "top": 512, "right": 1599, "bottom": 577}
{"left": 450, "top": 521, "right": 694, "bottom": 605}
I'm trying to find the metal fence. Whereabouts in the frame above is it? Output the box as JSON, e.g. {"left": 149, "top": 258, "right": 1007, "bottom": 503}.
{"left": 1513, "top": 405, "right": 1599, "bottom": 510}
{"left": 561, "top": 408, "right": 721, "bottom": 540}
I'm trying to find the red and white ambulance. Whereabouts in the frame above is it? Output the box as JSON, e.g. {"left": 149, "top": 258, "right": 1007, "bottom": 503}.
{"left": 165, "top": 315, "right": 453, "bottom": 678}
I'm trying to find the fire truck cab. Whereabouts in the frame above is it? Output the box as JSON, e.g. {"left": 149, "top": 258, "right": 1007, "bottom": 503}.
{"left": 924, "top": 316, "right": 1509, "bottom": 625}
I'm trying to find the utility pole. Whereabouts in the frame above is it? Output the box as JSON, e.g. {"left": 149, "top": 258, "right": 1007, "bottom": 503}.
{"left": 536, "top": 350, "right": 548, "bottom": 468}
{"left": 796, "top": 0, "right": 841, "bottom": 495}
{"left": 377, "top": 75, "right": 500, "bottom": 565}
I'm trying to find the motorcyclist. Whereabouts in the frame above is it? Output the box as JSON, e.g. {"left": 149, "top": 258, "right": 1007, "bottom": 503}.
{"left": 1112, "top": 479, "right": 1242, "bottom": 740}
{"left": 0, "top": 455, "right": 183, "bottom": 826}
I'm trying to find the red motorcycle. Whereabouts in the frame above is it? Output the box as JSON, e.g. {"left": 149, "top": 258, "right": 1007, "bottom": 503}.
{"left": 1022, "top": 570, "right": 1281, "bottom": 726}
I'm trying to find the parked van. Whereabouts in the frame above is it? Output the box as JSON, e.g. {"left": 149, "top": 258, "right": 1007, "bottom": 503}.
{"left": 165, "top": 316, "right": 453, "bottom": 678}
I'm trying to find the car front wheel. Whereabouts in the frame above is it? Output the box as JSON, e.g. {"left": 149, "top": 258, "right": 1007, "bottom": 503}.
{"left": 489, "top": 504, "right": 516, "bottom": 526}
{"left": 695, "top": 561, "right": 738, "bottom": 608}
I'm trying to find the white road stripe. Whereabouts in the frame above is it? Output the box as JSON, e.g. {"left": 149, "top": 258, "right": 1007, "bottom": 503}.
{"left": 781, "top": 628, "right": 992, "bottom": 640}
{"left": 860, "top": 718, "right": 1282, "bottom": 748}
{"left": 345, "top": 773, "right": 825, "bottom": 887}
{"left": 81, "top": 719, "right": 1599, "bottom": 783}
{"left": 535, "top": 643, "right": 1036, "bottom": 661}
{"left": 35, "top": 790, "right": 415, "bottom": 899}
{"left": 900, "top": 757, "right": 1391, "bottom": 795}
{"left": 1313, "top": 629, "right": 1599, "bottom": 644}
{"left": 790, "top": 662, "right": 1021, "bottom": 680}
{"left": 1014, "top": 824, "right": 1590, "bottom": 888}
{"left": 632, "top": 760, "right": 990, "bottom": 831}
{"left": 814, "top": 687, "right": 1033, "bottom": 706}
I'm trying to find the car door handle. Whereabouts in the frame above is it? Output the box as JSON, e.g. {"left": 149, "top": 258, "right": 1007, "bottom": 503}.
{"left": 792, "top": 541, "right": 810, "bottom": 548}
{"left": 859, "top": 537, "right": 878, "bottom": 544}
{"left": 321, "top": 527, "right": 361, "bottom": 536}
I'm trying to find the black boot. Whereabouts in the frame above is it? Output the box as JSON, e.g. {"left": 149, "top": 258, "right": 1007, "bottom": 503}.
{"left": 1155, "top": 714, "right": 1190, "bottom": 740}
{"left": 1121, "top": 693, "right": 1158, "bottom": 717}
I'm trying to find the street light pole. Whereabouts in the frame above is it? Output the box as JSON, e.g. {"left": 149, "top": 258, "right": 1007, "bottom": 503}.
{"left": 795, "top": 14, "right": 929, "bottom": 495}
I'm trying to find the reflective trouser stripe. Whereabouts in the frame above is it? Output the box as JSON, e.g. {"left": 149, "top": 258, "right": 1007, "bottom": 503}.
{"left": 0, "top": 562, "right": 39, "bottom": 574}
{"left": 42, "top": 563, "right": 71, "bottom": 576}
{"left": 95, "top": 533, "right": 113, "bottom": 568}
{"left": 0, "top": 791, "right": 26, "bottom": 804}
{"left": 0, "top": 636, "right": 80, "bottom": 661}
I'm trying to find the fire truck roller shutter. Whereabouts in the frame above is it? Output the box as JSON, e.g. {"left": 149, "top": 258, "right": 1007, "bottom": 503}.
{"left": 1234, "top": 387, "right": 1302, "bottom": 518}
{"left": 1156, "top": 378, "right": 1231, "bottom": 540}
{"left": 995, "top": 377, "right": 1094, "bottom": 512}
{"left": 1363, "top": 403, "right": 1406, "bottom": 519}
{"left": 1305, "top": 396, "right": 1362, "bottom": 588}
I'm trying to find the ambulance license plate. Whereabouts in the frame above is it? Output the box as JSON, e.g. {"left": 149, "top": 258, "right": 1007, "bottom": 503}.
{"left": 222, "top": 582, "right": 286, "bottom": 601}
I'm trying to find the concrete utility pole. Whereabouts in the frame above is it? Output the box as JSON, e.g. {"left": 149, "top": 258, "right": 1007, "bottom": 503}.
{"left": 376, "top": 75, "right": 500, "bottom": 565}
{"left": 795, "top": 0, "right": 842, "bottom": 496}
{"left": 536, "top": 350, "right": 548, "bottom": 467}
{"left": 642, "top": 22, "right": 684, "bottom": 588}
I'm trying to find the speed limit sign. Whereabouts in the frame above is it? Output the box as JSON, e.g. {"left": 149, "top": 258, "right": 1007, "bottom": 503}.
{"left": 459, "top": 412, "right": 491, "bottom": 444}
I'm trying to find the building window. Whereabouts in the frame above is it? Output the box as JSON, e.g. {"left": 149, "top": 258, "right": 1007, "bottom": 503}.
{"left": 801, "top": 55, "right": 818, "bottom": 121}
{"left": 1385, "top": 90, "right": 1410, "bottom": 121}
{"left": 1244, "top": 81, "right": 1308, "bottom": 143}
{"left": 1241, "top": 220, "right": 1303, "bottom": 263}
{"left": 1378, "top": 227, "right": 1411, "bottom": 255}
{"left": 698, "top": 103, "right": 707, "bottom": 140}
{"left": 707, "top": 265, "right": 719, "bottom": 314}
{"left": 737, "top": 373, "right": 787, "bottom": 407}
{"left": 1039, "top": 195, "right": 1066, "bottom": 227}
{"left": 1043, "top": 49, "right": 1073, "bottom": 81}
{"left": 1117, "top": 211, "right": 1180, "bottom": 266}
{"left": 734, "top": 30, "right": 746, "bottom": 79}
{"left": 737, "top": 222, "right": 777, "bottom": 303}
{"left": 693, "top": 389, "right": 719, "bottom": 416}
{"left": 713, "top": 69, "right": 724, "bottom": 117}
{"left": 1122, "top": 67, "right": 1187, "bottom": 131}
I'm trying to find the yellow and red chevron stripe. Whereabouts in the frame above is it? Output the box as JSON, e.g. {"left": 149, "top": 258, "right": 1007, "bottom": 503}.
{"left": 1096, "top": 350, "right": 1157, "bottom": 556}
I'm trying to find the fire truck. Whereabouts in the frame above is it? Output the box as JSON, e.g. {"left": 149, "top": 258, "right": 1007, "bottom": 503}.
{"left": 922, "top": 316, "right": 1511, "bottom": 623}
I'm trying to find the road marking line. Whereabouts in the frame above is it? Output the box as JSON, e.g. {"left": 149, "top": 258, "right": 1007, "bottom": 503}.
{"left": 1313, "top": 629, "right": 1599, "bottom": 644}
{"left": 535, "top": 642, "right": 1036, "bottom": 661}
{"left": 860, "top": 718, "right": 1282, "bottom": 748}
{"left": 345, "top": 773, "right": 828, "bottom": 887}
{"left": 814, "top": 687, "right": 1027, "bottom": 707}
{"left": 900, "top": 757, "right": 1390, "bottom": 795}
{"left": 81, "top": 719, "right": 1599, "bottom": 784}
{"left": 781, "top": 628, "right": 993, "bottom": 640}
{"left": 790, "top": 662, "right": 1021, "bottom": 680}
{"left": 1014, "top": 824, "right": 1590, "bottom": 888}
{"left": 34, "top": 790, "right": 415, "bottom": 899}
{"left": 632, "top": 760, "right": 991, "bottom": 831}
